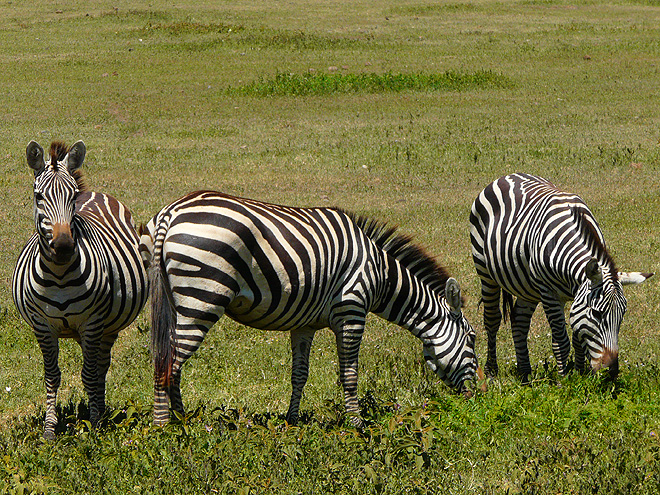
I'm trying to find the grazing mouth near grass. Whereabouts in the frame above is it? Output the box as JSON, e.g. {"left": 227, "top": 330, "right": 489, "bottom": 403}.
{"left": 225, "top": 70, "right": 512, "bottom": 97}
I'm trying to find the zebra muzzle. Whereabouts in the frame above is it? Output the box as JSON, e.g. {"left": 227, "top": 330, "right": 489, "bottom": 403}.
{"left": 476, "top": 366, "right": 488, "bottom": 392}
{"left": 462, "top": 366, "right": 488, "bottom": 398}
{"left": 51, "top": 223, "right": 75, "bottom": 264}
{"left": 592, "top": 348, "right": 619, "bottom": 380}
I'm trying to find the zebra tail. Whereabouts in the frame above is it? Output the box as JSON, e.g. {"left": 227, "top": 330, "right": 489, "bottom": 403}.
{"left": 502, "top": 290, "right": 514, "bottom": 323}
{"left": 149, "top": 245, "right": 175, "bottom": 388}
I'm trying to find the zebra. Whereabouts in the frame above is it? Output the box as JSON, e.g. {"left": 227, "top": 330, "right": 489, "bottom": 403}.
{"left": 12, "top": 140, "right": 149, "bottom": 440}
{"left": 469, "top": 173, "right": 652, "bottom": 382}
{"left": 141, "top": 190, "right": 484, "bottom": 427}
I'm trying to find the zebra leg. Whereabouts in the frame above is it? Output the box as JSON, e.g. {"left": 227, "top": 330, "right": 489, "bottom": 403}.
{"left": 168, "top": 371, "right": 184, "bottom": 417}
{"left": 333, "top": 317, "right": 366, "bottom": 429}
{"left": 572, "top": 330, "right": 587, "bottom": 374}
{"left": 541, "top": 298, "right": 572, "bottom": 376}
{"left": 156, "top": 321, "right": 213, "bottom": 424}
{"left": 510, "top": 299, "right": 538, "bottom": 383}
{"left": 79, "top": 331, "right": 103, "bottom": 426}
{"left": 35, "top": 331, "right": 61, "bottom": 440}
{"left": 96, "top": 333, "right": 118, "bottom": 422}
{"left": 286, "top": 328, "right": 316, "bottom": 425}
{"left": 480, "top": 279, "right": 502, "bottom": 377}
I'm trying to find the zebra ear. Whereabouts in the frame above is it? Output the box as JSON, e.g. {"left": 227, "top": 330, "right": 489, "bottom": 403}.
{"left": 26, "top": 141, "right": 46, "bottom": 175}
{"left": 618, "top": 271, "right": 654, "bottom": 286}
{"left": 585, "top": 258, "right": 603, "bottom": 286}
{"left": 66, "top": 140, "right": 86, "bottom": 173}
{"left": 445, "top": 278, "right": 462, "bottom": 314}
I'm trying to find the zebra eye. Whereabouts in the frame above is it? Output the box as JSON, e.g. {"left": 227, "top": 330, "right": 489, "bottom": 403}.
{"left": 34, "top": 191, "right": 44, "bottom": 202}
{"left": 591, "top": 308, "right": 603, "bottom": 321}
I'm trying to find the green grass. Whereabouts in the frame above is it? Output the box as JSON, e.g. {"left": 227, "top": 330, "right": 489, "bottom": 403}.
{"left": 0, "top": 0, "right": 659, "bottom": 492}
{"left": 226, "top": 70, "right": 512, "bottom": 96}
{"left": 2, "top": 371, "right": 660, "bottom": 493}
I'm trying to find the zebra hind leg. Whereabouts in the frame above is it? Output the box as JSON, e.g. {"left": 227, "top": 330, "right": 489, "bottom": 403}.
{"left": 510, "top": 299, "right": 538, "bottom": 383}
{"left": 168, "top": 371, "right": 184, "bottom": 417}
{"left": 286, "top": 328, "right": 316, "bottom": 426}
{"left": 156, "top": 322, "right": 213, "bottom": 424}
{"left": 480, "top": 279, "right": 503, "bottom": 378}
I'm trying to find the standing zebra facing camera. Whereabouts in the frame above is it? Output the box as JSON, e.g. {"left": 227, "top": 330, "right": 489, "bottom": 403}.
{"left": 12, "top": 140, "right": 148, "bottom": 440}
{"left": 470, "top": 173, "right": 652, "bottom": 382}
{"left": 140, "top": 190, "right": 485, "bottom": 428}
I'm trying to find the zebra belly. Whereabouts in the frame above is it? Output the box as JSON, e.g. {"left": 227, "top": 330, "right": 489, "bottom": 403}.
{"left": 482, "top": 242, "right": 542, "bottom": 302}
{"left": 222, "top": 282, "right": 331, "bottom": 332}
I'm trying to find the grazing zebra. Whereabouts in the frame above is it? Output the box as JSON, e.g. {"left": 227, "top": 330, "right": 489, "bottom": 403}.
{"left": 12, "top": 140, "right": 148, "bottom": 440}
{"left": 141, "top": 191, "right": 484, "bottom": 427}
{"left": 469, "top": 173, "right": 652, "bottom": 381}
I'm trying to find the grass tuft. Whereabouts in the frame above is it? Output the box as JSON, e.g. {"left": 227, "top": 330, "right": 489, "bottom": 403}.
{"left": 143, "top": 21, "right": 245, "bottom": 35}
{"left": 226, "top": 70, "right": 512, "bottom": 97}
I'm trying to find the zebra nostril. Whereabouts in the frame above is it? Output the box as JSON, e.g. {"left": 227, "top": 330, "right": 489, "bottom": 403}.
{"left": 608, "top": 357, "right": 619, "bottom": 380}
{"left": 601, "top": 348, "right": 619, "bottom": 379}
{"left": 51, "top": 233, "right": 75, "bottom": 263}
{"left": 601, "top": 348, "right": 618, "bottom": 368}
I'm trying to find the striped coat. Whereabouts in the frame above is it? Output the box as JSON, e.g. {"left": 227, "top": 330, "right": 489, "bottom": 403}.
{"left": 12, "top": 140, "right": 148, "bottom": 439}
{"left": 470, "top": 173, "right": 651, "bottom": 380}
{"left": 141, "top": 191, "right": 483, "bottom": 427}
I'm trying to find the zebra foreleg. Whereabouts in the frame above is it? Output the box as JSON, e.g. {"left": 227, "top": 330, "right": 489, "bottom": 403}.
{"left": 572, "top": 330, "right": 587, "bottom": 374}
{"left": 96, "top": 334, "right": 118, "bottom": 421}
{"left": 35, "top": 331, "right": 61, "bottom": 441}
{"left": 541, "top": 298, "right": 572, "bottom": 376}
{"left": 333, "top": 318, "right": 366, "bottom": 429}
{"left": 510, "top": 299, "right": 538, "bottom": 383}
{"left": 480, "top": 279, "right": 502, "bottom": 377}
{"left": 79, "top": 331, "right": 104, "bottom": 427}
{"left": 286, "top": 328, "right": 316, "bottom": 425}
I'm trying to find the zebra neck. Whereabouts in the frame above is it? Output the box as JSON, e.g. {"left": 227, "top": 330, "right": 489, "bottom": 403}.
{"left": 372, "top": 256, "right": 444, "bottom": 336}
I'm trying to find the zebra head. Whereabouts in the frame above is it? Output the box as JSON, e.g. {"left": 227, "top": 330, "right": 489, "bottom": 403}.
{"left": 422, "top": 278, "right": 485, "bottom": 396}
{"left": 26, "top": 140, "right": 86, "bottom": 265}
{"left": 570, "top": 258, "right": 652, "bottom": 379}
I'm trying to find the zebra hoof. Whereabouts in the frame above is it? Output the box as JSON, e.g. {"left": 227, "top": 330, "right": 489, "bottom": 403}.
{"left": 348, "top": 414, "right": 364, "bottom": 431}
{"left": 484, "top": 365, "right": 498, "bottom": 378}
{"left": 518, "top": 371, "right": 532, "bottom": 385}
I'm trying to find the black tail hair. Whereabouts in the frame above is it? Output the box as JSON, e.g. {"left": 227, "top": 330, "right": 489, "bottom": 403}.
{"left": 149, "top": 256, "right": 175, "bottom": 387}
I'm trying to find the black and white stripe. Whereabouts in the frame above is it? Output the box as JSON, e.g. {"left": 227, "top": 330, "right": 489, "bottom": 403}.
{"left": 142, "top": 190, "right": 482, "bottom": 427}
{"left": 470, "top": 173, "right": 651, "bottom": 380}
{"left": 12, "top": 141, "right": 148, "bottom": 440}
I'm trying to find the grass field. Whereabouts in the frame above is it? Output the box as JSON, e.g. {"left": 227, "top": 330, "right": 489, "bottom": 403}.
{"left": 1, "top": 0, "right": 659, "bottom": 492}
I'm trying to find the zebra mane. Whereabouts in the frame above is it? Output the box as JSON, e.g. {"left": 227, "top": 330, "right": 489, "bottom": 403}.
{"left": 343, "top": 210, "right": 453, "bottom": 295}
{"left": 573, "top": 208, "right": 618, "bottom": 281}
{"left": 49, "top": 141, "right": 88, "bottom": 191}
